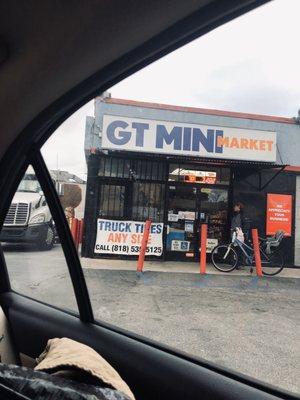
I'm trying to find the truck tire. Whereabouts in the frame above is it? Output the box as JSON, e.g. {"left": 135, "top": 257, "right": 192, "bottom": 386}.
{"left": 38, "top": 225, "right": 55, "bottom": 251}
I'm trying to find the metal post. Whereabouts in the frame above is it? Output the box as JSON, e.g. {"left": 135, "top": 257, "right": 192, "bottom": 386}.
{"left": 137, "top": 220, "right": 152, "bottom": 273}
{"left": 252, "top": 228, "right": 263, "bottom": 276}
{"left": 200, "top": 224, "right": 207, "bottom": 274}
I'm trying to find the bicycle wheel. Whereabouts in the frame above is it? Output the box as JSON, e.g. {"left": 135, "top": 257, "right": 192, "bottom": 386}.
{"left": 261, "top": 250, "right": 284, "bottom": 276}
{"left": 211, "top": 245, "right": 238, "bottom": 272}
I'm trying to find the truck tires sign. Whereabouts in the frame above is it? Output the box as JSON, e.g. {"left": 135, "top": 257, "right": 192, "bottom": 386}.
{"left": 94, "top": 219, "right": 164, "bottom": 256}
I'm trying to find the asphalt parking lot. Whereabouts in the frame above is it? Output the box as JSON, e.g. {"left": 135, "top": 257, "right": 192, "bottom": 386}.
{"left": 3, "top": 244, "right": 300, "bottom": 395}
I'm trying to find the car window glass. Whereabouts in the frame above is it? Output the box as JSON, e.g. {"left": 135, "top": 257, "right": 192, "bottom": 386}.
{"left": 1, "top": 165, "right": 78, "bottom": 313}
{"left": 41, "top": 1, "right": 299, "bottom": 395}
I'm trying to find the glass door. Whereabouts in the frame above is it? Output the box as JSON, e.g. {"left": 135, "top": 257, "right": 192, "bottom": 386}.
{"left": 166, "top": 184, "right": 199, "bottom": 261}
{"left": 199, "top": 187, "right": 229, "bottom": 253}
{"left": 166, "top": 184, "right": 229, "bottom": 261}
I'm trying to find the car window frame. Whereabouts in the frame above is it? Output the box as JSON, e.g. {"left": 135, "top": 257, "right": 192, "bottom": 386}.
{"left": 1, "top": 1, "right": 298, "bottom": 397}
{"left": 0, "top": 151, "right": 93, "bottom": 322}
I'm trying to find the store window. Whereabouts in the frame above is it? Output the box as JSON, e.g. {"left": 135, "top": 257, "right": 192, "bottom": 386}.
{"left": 132, "top": 182, "right": 164, "bottom": 222}
{"left": 98, "top": 157, "right": 131, "bottom": 179}
{"left": 169, "top": 164, "right": 230, "bottom": 185}
{"left": 131, "top": 159, "right": 166, "bottom": 181}
{"left": 99, "top": 184, "right": 125, "bottom": 218}
{"left": 98, "top": 156, "right": 166, "bottom": 182}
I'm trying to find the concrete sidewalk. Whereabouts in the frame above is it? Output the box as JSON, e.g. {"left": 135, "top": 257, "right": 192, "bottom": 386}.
{"left": 81, "top": 257, "right": 300, "bottom": 278}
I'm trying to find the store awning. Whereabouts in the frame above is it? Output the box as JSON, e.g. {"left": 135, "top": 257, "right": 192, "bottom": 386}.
{"left": 169, "top": 157, "right": 288, "bottom": 190}
{"left": 158, "top": 154, "right": 288, "bottom": 191}
{"left": 166, "top": 157, "right": 286, "bottom": 170}
{"left": 104, "top": 149, "right": 288, "bottom": 190}
{"left": 106, "top": 149, "right": 287, "bottom": 170}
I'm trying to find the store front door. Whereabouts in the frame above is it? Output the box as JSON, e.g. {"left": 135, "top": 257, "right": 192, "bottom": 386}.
{"left": 166, "top": 184, "right": 229, "bottom": 261}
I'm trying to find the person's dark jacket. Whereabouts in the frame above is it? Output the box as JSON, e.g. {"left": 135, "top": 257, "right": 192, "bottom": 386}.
{"left": 231, "top": 212, "right": 243, "bottom": 232}
{"left": 231, "top": 212, "right": 252, "bottom": 241}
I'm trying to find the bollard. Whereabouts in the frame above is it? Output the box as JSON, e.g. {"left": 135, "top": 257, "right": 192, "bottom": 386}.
{"left": 200, "top": 224, "right": 207, "bottom": 274}
{"left": 252, "top": 228, "right": 263, "bottom": 277}
{"left": 78, "top": 219, "right": 84, "bottom": 244}
{"left": 71, "top": 218, "right": 79, "bottom": 250}
{"left": 81, "top": 219, "right": 84, "bottom": 243}
{"left": 76, "top": 220, "right": 81, "bottom": 248}
{"left": 137, "top": 220, "right": 152, "bottom": 273}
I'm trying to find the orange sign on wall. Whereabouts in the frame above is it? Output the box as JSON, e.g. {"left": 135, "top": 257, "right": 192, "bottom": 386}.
{"left": 266, "top": 194, "right": 292, "bottom": 236}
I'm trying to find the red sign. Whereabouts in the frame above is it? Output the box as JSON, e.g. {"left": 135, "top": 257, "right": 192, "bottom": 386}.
{"left": 266, "top": 194, "right": 292, "bottom": 236}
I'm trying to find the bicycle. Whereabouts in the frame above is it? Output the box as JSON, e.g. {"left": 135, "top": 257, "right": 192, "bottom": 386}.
{"left": 211, "top": 230, "right": 285, "bottom": 276}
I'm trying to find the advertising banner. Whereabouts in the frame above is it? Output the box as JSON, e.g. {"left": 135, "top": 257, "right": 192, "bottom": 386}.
{"left": 102, "top": 114, "right": 277, "bottom": 162}
{"left": 266, "top": 194, "right": 292, "bottom": 236}
{"left": 94, "top": 219, "right": 164, "bottom": 256}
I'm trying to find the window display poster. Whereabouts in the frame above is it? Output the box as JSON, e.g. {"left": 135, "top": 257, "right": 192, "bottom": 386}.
{"left": 94, "top": 219, "right": 164, "bottom": 255}
{"left": 206, "top": 238, "right": 218, "bottom": 253}
{"left": 168, "top": 213, "right": 179, "bottom": 222}
{"left": 185, "top": 220, "right": 194, "bottom": 233}
{"left": 178, "top": 211, "right": 196, "bottom": 220}
{"left": 266, "top": 194, "right": 292, "bottom": 236}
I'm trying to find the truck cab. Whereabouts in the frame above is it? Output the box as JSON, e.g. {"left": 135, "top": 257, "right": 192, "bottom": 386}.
{"left": 0, "top": 167, "right": 55, "bottom": 250}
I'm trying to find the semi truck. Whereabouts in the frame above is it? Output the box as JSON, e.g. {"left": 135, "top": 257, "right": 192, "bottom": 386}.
{"left": 0, "top": 167, "right": 55, "bottom": 250}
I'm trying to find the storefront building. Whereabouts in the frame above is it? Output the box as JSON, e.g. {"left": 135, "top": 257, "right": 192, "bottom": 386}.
{"left": 82, "top": 94, "right": 300, "bottom": 266}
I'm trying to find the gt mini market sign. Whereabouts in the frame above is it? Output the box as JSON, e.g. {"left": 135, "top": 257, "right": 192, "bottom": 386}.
{"left": 102, "top": 115, "right": 277, "bottom": 162}
{"left": 266, "top": 194, "right": 292, "bottom": 236}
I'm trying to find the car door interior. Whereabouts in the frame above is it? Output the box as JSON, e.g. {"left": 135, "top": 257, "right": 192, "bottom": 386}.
{"left": 0, "top": 291, "right": 297, "bottom": 400}
{"left": 0, "top": 1, "right": 298, "bottom": 399}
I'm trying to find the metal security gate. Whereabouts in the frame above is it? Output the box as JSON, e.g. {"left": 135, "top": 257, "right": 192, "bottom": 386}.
{"left": 82, "top": 154, "right": 167, "bottom": 258}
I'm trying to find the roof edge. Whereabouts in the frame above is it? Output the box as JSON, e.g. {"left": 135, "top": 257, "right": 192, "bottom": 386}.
{"left": 101, "top": 97, "right": 297, "bottom": 125}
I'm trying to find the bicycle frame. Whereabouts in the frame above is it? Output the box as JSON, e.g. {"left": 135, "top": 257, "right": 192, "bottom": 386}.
{"left": 232, "top": 239, "right": 253, "bottom": 264}
{"left": 229, "top": 238, "right": 271, "bottom": 266}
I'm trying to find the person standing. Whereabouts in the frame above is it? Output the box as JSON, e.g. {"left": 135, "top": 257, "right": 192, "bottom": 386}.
{"left": 231, "top": 202, "right": 245, "bottom": 269}
{"left": 231, "top": 202, "right": 244, "bottom": 235}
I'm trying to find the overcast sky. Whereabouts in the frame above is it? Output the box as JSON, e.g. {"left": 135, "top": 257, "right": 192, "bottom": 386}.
{"left": 42, "top": 0, "right": 300, "bottom": 178}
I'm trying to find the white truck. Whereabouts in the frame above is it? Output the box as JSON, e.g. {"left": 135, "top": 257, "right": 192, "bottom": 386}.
{"left": 0, "top": 167, "right": 55, "bottom": 250}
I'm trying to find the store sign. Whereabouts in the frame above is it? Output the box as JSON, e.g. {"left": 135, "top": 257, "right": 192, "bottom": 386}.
{"left": 171, "top": 238, "right": 217, "bottom": 253}
{"left": 266, "top": 194, "right": 292, "bottom": 236}
{"left": 171, "top": 240, "right": 190, "bottom": 251}
{"left": 94, "top": 219, "right": 164, "bottom": 255}
{"left": 102, "top": 115, "right": 277, "bottom": 162}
